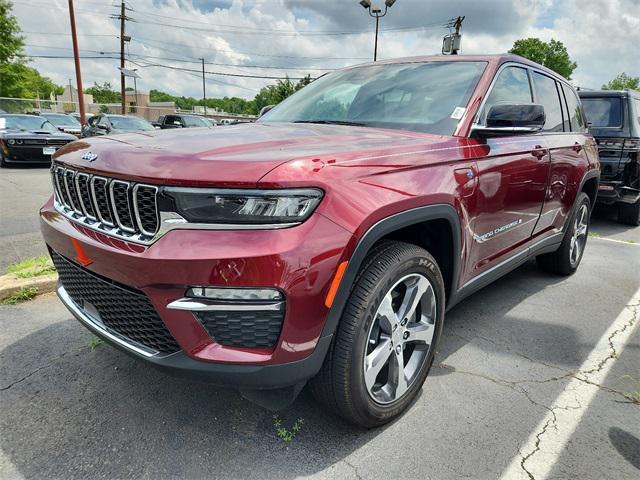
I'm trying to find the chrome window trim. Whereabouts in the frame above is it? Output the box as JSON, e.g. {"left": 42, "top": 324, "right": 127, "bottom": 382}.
{"left": 132, "top": 184, "right": 159, "bottom": 237}
{"left": 109, "top": 180, "right": 136, "bottom": 233}
{"left": 90, "top": 176, "right": 115, "bottom": 227}
{"left": 63, "top": 168, "right": 82, "bottom": 214}
{"left": 74, "top": 172, "right": 97, "bottom": 221}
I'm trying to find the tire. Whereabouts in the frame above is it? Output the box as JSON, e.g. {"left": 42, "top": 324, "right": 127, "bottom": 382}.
{"left": 618, "top": 200, "right": 640, "bottom": 226}
{"left": 309, "top": 241, "right": 445, "bottom": 428}
{"left": 537, "top": 192, "right": 591, "bottom": 275}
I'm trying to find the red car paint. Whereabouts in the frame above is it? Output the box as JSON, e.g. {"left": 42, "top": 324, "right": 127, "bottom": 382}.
{"left": 40, "top": 55, "right": 599, "bottom": 383}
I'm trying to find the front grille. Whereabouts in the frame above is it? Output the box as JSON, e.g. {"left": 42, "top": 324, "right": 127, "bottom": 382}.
{"left": 195, "top": 309, "right": 284, "bottom": 349}
{"left": 24, "top": 138, "right": 46, "bottom": 145}
{"left": 52, "top": 251, "right": 180, "bottom": 354}
{"left": 47, "top": 139, "right": 70, "bottom": 145}
{"left": 51, "top": 164, "right": 159, "bottom": 242}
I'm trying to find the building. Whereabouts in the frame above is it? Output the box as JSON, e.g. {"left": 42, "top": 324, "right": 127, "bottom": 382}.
{"left": 56, "top": 85, "right": 93, "bottom": 111}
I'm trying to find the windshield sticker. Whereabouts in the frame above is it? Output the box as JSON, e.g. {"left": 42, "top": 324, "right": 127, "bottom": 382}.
{"left": 451, "top": 107, "right": 466, "bottom": 120}
{"left": 0, "top": 118, "right": 5, "bottom": 129}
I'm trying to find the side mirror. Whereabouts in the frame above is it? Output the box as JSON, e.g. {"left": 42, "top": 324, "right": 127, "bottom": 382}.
{"left": 96, "top": 124, "right": 109, "bottom": 131}
{"left": 473, "top": 103, "right": 545, "bottom": 137}
{"left": 259, "top": 105, "right": 275, "bottom": 117}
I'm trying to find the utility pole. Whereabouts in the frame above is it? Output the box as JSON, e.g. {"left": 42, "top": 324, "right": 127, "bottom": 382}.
{"left": 119, "top": 2, "right": 126, "bottom": 114}
{"left": 201, "top": 58, "right": 207, "bottom": 116}
{"left": 68, "top": 0, "right": 86, "bottom": 124}
{"left": 451, "top": 16, "right": 464, "bottom": 55}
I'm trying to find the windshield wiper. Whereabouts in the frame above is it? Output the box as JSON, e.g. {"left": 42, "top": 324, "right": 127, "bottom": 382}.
{"left": 293, "top": 120, "right": 367, "bottom": 126}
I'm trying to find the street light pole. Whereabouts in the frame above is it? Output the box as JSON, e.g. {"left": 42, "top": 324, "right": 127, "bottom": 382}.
{"left": 359, "top": 0, "right": 397, "bottom": 62}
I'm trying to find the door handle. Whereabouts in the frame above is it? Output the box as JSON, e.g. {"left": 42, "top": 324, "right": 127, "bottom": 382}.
{"left": 573, "top": 142, "right": 583, "bottom": 153}
{"left": 531, "top": 145, "right": 549, "bottom": 159}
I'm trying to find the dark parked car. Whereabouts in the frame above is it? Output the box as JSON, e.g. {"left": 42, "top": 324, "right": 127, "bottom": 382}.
{"left": 41, "top": 113, "right": 82, "bottom": 136}
{"left": 82, "top": 114, "right": 156, "bottom": 137}
{"left": 0, "top": 114, "right": 76, "bottom": 167}
{"left": 41, "top": 54, "right": 599, "bottom": 427}
{"left": 579, "top": 89, "right": 640, "bottom": 225}
{"left": 156, "top": 114, "right": 215, "bottom": 129}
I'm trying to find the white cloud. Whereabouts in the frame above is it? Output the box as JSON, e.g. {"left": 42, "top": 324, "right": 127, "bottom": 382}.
{"left": 10, "top": 0, "right": 640, "bottom": 100}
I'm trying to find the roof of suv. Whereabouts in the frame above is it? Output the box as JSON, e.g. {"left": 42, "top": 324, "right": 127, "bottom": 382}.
{"left": 578, "top": 89, "right": 640, "bottom": 99}
{"left": 350, "top": 54, "right": 566, "bottom": 82}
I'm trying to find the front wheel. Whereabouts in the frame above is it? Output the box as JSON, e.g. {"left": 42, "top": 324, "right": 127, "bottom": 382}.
{"left": 310, "top": 241, "right": 445, "bottom": 428}
{"left": 537, "top": 192, "right": 591, "bottom": 275}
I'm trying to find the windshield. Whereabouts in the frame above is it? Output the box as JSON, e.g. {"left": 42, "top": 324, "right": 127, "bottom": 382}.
{"left": 183, "top": 116, "right": 210, "bottom": 127}
{"left": 260, "top": 61, "right": 486, "bottom": 135}
{"left": 108, "top": 116, "right": 155, "bottom": 131}
{"left": 0, "top": 115, "right": 58, "bottom": 133}
{"left": 43, "top": 114, "right": 80, "bottom": 126}
{"left": 581, "top": 97, "right": 623, "bottom": 128}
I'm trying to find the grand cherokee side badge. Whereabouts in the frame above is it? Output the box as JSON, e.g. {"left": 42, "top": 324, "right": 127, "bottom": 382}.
{"left": 81, "top": 151, "right": 98, "bottom": 162}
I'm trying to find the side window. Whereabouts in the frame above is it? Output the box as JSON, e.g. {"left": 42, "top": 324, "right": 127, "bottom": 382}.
{"left": 482, "top": 66, "right": 532, "bottom": 122}
{"left": 561, "top": 84, "right": 587, "bottom": 132}
{"left": 532, "top": 72, "right": 563, "bottom": 132}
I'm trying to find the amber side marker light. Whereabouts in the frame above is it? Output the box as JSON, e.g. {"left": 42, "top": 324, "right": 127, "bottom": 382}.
{"left": 71, "top": 238, "right": 92, "bottom": 266}
{"left": 325, "top": 261, "right": 349, "bottom": 308}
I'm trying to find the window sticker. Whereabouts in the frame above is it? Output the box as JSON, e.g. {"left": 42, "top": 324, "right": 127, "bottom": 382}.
{"left": 0, "top": 118, "right": 5, "bottom": 129}
{"left": 451, "top": 107, "right": 466, "bottom": 119}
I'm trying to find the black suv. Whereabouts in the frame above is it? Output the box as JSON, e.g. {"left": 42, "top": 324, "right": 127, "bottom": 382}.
{"left": 579, "top": 89, "right": 640, "bottom": 225}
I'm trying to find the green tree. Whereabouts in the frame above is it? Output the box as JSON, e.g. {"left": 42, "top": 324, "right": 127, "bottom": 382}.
{"left": 509, "top": 38, "right": 577, "bottom": 79}
{"left": 253, "top": 75, "right": 312, "bottom": 113}
{"left": 0, "top": 0, "right": 23, "bottom": 64}
{"left": 85, "top": 82, "right": 120, "bottom": 104}
{"left": 602, "top": 73, "right": 640, "bottom": 90}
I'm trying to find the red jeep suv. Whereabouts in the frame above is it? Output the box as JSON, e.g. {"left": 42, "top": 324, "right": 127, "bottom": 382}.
{"left": 41, "top": 55, "right": 599, "bottom": 427}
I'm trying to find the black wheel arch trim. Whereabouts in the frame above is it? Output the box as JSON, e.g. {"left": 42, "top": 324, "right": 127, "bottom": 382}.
{"left": 319, "top": 203, "right": 462, "bottom": 339}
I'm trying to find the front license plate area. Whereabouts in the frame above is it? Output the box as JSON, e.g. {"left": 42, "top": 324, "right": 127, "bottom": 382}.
{"left": 43, "top": 147, "right": 56, "bottom": 155}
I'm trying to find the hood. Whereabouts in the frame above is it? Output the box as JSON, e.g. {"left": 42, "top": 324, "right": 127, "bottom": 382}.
{"left": 54, "top": 122, "right": 444, "bottom": 186}
{"left": 2, "top": 129, "right": 77, "bottom": 140}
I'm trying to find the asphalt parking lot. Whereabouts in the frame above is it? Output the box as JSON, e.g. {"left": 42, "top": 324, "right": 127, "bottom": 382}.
{"left": 1, "top": 165, "right": 639, "bottom": 480}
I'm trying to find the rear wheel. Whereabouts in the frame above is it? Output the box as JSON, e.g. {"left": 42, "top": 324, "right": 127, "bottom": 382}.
{"left": 310, "top": 241, "right": 445, "bottom": 428}
{"left": 537, "top": 192, "right": 591, "bottom": 275}
{"left": 618, "top": 199, "right": 640, "bottom": 226}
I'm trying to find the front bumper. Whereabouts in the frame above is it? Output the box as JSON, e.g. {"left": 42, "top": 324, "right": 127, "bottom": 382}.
{"left": 41, "top": 196, "right": 353, "bottom": 387}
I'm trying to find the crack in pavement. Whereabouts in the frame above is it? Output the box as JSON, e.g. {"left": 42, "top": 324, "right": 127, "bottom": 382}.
{"left": 0, "top": 345, "right": 87, "bottom": 391}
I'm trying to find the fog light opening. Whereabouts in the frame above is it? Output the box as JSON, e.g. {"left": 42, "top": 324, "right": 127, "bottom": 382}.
{"left": 186, "top": 287, "right": 283, "bottom": 302}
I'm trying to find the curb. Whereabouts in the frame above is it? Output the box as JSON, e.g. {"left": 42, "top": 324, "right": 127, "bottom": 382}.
{"left": 0, "top": 273, "right": 58, "bottom": 302}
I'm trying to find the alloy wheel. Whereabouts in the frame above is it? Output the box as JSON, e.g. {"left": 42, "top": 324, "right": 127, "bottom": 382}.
{"left": 569, "top": 204, "right": 588, "bottom": 266}
{"left": 363, "top": 273, "right": 437, "bottom": 404}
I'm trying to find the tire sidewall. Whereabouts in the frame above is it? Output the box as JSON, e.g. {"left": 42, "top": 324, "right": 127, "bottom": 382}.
{"left": 566, "top": 193, "right": 591, "bottom": 270}
{"left": 344, "top": 249, "right": 445, "bottom": 425}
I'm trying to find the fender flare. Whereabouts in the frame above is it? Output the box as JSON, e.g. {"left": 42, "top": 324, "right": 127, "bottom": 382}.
{"left": 565, "top": 168, "right": 600, "bottom": 234}
{"left": 319, "top": 204, "right": 462, "bottom": 338}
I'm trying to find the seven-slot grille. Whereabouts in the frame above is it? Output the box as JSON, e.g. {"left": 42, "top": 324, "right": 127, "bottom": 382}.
{"left": 51, "top": 164, "right": 159, "bottom": 242}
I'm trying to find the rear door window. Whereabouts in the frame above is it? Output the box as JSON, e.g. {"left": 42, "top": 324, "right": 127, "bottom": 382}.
{"left": 580, "top": 97, "right": 623, "bottom": 128}
{"left": 561, "top": 84, "right": 588, "bottom": 132}
{"left": 531, "top": 72, "right": 564, "bottom": 132}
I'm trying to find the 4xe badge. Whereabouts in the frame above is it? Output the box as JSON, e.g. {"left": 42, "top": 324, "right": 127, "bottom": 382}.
{"left": 81, "top": 151, "right": 98, "bottom": 162}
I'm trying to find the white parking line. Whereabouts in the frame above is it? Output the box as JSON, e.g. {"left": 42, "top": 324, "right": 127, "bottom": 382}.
{"left": 590, "top": 236, "right": 640, "bottom": 246}
{"left": 499, "top": 286, "right": 640, "bottom": 480}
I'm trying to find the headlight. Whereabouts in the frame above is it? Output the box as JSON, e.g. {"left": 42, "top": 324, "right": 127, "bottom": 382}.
{"left": 162, "top": 187, "right": 323, "bottom": 225}
{"left": 7, "top": 139, "right": 15, "bottom": 145}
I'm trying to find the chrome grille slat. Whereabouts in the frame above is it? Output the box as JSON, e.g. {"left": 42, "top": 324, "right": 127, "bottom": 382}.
{"left": 75, "top": 173, "right": 96, "bottom": 220}
{"left": 91, "top": 176, "right": 115, "bottom": 226}
{"left": 51, "top": 164, "right": 160, "bottom": 243}
{"left": 109, "top": 180, "right": 136, "bottom": 233}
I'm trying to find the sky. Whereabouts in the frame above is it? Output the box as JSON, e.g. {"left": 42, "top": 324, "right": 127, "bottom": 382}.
{"left": 10, "top": 0, "right": 640, "bottom": 100}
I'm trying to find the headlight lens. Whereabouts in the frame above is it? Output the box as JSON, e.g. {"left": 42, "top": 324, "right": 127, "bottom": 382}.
{"left": 162, "top": 188, "right": 323, "bottom": 225}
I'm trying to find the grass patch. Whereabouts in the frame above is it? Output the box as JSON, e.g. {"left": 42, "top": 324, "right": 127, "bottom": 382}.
{"left": 273, "top": 415, "right": 304, "bottom": 443}
{"left": 6, "top": 256, "right": 56, "bottom": 279}
{"left": 1, "top": 287, "right": 39, "bottom": 305}
{"left": 87, "top": 336, "right": 105, "bottom": 350}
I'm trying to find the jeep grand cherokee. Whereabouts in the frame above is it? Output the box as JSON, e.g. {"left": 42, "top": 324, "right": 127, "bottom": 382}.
{"left": 41, "top": 55, "right": 599, "bottom": 427}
